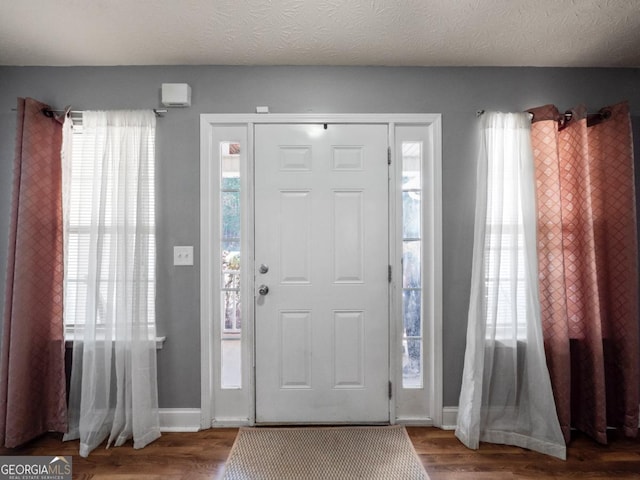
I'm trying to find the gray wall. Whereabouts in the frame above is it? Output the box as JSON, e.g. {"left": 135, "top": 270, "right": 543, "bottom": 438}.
{"left": 1, "top": 66, "right": 639, "bottom": 409}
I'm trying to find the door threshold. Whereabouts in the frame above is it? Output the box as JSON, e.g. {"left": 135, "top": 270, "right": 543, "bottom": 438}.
{"left": 253, "top": 422, "right": 391, "bottom": 427}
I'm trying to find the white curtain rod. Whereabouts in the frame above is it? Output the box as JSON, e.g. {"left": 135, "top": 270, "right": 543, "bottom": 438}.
{"left": 49, "top": 108, "right": 167, "bottom": 117}
{"left": 476, "top": 110, "right": 534, "bottom": 118}
{"left": 10, "top": 107, "right": 167, "bottom": 117}
{"left": 476, "top": 109, "right": 611, "bottom": 121}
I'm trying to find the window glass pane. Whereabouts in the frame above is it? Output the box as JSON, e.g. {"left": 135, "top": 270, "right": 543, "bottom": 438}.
{"left": 221, "top": 143, "right": 240, "bottom": 184}
{"left": 402, "top": 142, "right": 422, "bottom": 189}
{"left": 221, "top": 142, "right": 241, "bottom": 158}
{"left": 403, "top": 289, "right": 421, "bottom": 337}
{"left": 402, "top": 241, "right": 421, "bottom": 288}
{"left": 402, "top": 191, "right": 421, "bottom": 239}
{"left": 222, "top": 271, "right": 241, "bottom": 290}
{"left": 222, "top": 240, "right": 240, "bottom": 252}
{"left": 222, "top": 176, "right": 240, "bottom": 190}
{"left": 401, "top": 140, "right": 423, "bottom": 389}
{"left": 219, "top": 141, "right": 242, "bottom": 389}
{"left": 65, "top": 281, "right": 86, "bottom": 325}
{"left": 221, "top": 191, "right": 240, "bottom": 239}
{"left": 220, "top": 202, "right": 240, "bottom": 300}
{"left": 485, "top": 225, "right": 527, "bottom": 340}
{"left": 222, "top": 290, "right": 241, "bottom": 332}
{"left": 402, "top": 171, "right": 421, "bottom": 190}
{"left": 402, "top": 339, "right": 422, "bottom": 389}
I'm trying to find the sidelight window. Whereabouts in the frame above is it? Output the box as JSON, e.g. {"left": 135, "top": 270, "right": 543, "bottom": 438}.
{"left": 401, "top": 141, "right": 423, "bottom": 389}
{"left": 220, "top": 141, "right": 242, "bottom": 388}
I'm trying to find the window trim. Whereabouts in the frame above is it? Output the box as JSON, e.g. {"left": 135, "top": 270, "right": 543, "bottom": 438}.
{"left": 63, "top": 119, "right": 162, "bottom": 348}
{"left": 393, "top": 125, "right": 442, "bottom": 423}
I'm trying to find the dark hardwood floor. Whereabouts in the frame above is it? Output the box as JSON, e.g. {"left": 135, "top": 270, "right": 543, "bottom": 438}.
{"left": 1, "top": 427, "right": 639, "bottom": 479}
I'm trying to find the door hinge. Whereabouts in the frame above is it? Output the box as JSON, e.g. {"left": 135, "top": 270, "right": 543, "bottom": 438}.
{"left": 387, "top": 146, "right": 391, "bottom": 165}
{"left": 388, "top": 265, "right": 392, "bottom": 283}
{"left": 389, "top": 381, "right": 393, "bottom": 399}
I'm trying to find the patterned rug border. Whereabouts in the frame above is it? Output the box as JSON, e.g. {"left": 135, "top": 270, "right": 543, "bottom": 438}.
{"left": 222, "top": 425, "right": 429, "bottom": 479}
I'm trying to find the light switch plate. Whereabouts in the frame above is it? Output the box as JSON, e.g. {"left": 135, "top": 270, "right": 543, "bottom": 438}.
{"left": 173, "top": 246, "right": 194, "bottom": 266}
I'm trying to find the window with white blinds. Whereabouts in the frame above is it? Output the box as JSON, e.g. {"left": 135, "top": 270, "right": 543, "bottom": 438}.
{"left": 483, "top": 132, "right": 527, "bottom": 341}
{"left": 484, "top": 225, "right": 527, "bottom": 340}
{"left": 64, "top": 124, "right": 156, "bottom": 328}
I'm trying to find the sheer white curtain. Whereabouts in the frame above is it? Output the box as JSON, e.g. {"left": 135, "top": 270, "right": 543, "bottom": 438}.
{"left": 63, "top": 110, "right": 160, "bottom": 457}
{"left": 455, "top": 112, "right": 566, "bottom": 459}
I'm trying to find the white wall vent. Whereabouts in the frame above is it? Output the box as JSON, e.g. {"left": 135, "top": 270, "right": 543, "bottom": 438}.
{"left": 161, "top": 83, "right": 191, "bottom": 107}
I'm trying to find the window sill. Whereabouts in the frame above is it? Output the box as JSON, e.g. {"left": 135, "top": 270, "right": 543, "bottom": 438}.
{"left": 64, "top": 334, "right": 166, "bottom": 350}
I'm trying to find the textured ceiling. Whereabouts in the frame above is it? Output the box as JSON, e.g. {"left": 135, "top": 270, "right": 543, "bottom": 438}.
{"left": 1, "top": 0, "right": 639, "bottom": 67}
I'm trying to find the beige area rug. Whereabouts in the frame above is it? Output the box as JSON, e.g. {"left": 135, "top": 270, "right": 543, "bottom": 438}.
{"left": 221, "top": 425, "right": 430, "bottom": 479}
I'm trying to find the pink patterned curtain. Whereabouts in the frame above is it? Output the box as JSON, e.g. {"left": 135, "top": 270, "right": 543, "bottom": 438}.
{"left": 0, "top": 98, "right": 67, "bottom": 447}
{"left": 528, "top": 101, "right": 639, "bottom": 444}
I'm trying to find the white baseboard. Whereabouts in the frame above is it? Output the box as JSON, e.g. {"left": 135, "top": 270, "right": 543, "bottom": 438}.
{"left": 159, "top": 408, "right": 202, "bottom": 432}
{"left": 211, "top": 418, "right": 251, "bottom": 428}
{"left": 441, "top": 407, "right": 458, "bottom": 430}
{"left": 158, "top": 407, "right": 464, "bottom": 432}
{"left": 395, "top": 417, "right": 435, "bottom": 427}
{"left": 441, "top": 406, "right": 640, "bottom": 430}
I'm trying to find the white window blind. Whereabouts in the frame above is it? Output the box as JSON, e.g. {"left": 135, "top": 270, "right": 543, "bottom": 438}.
{"left": 64, "top": 124, "right": 156, "bottom": 328}
{"left": 484, "top": 138, "right": 527, "bottom": 341}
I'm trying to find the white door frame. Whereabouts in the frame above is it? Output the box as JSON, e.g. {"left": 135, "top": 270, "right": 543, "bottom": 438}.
{"left": 200, "top": 113, "right": 443, "bottom": 429}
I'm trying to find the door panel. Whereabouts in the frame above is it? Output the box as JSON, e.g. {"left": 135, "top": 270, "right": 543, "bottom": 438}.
{"left": 255, "top": 124, "right": 389, "bottom": 423}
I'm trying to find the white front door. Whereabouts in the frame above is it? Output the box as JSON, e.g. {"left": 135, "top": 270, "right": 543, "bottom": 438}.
{"left": 254, "top": 123, "right": 389, "bottom": 423}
